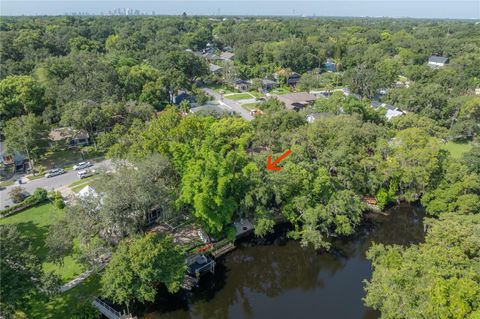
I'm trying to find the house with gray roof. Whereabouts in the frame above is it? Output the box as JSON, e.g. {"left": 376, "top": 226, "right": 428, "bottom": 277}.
{"left": 220, "top": 51, "right": 235, "bottom": 61}
{"left": 209, "top": 63, "right": 223, "bottom": 74}
{"left": 370, "top": 101, "right": 405, "bottom": 121}
{"left": 427, "top": 55, "right": 449, "bottom": 68}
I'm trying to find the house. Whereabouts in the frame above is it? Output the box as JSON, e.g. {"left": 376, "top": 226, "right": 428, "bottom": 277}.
{"left": 209, "top": 63, "right": 223, "bottom": 74}
{"left": 276, "top": 92, "right": 316, "bottom": 110}
{"left": 203, "top": 53, "right": 221, "bottom": 62}
{"left": 49, "top": 127, "right": 89, "bottom": 147}
{"left": 427, "top": 55, "right": 449, "bottom": 68}
{"left": 370, "top": 101, "right": 405, "bottom": 120}
{"left": 286, "top": 72, "right": 301, "bottom": 86}
{"left": 261, "top": 78, "right": 278, "bottom": 91}
{"left": 306, "top": 112, "right": 334, "bottom": 123}
{"left": 0, "top": 141, "right": 29, "bottom": 172}
{"left": 233, "top": 79, "right": 250, "bottom": 92}
{"left": 274, "top": 72, "right": 302, "bottom": 86}
{"left": 385, "top": 105, "right": 404, "bottom": 120}
{"left": 324, "top": 59, "right": 337, "bottom": 72}
{"left": 220, "top": 51, "right": 235, "bottom": 61}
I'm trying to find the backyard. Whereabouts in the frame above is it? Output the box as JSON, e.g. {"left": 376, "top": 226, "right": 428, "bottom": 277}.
{"left": 441, "top": 141, "right": 473, "bottom": 159}
{"left": 0, "top": 202, "right": 85, "bottom": 282}
{"left": 0, "top": 202, "right": 101, "bottom": 318}
{"left": 28, "top": 275, "right": 101, "bottom": 319}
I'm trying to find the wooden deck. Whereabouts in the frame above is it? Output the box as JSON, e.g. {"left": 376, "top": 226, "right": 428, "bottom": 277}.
{"left": 211, "top": 241, "right": 236, "bottom": 258}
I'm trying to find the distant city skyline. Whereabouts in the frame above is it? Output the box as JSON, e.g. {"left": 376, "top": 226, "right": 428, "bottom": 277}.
{"left": 1, "top": 1, "right": 479, "bottom": 19}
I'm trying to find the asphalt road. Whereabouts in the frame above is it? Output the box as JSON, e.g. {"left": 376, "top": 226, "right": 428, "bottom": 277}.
{"left": 202, "top": 88, "right": 254, "bottom": 121}
{"left": 0, "top": 159, "right": 111, "bottom": 209}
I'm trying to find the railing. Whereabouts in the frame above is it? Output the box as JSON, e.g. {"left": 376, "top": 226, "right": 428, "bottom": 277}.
{"left": 92, "top": 297, "right": 122, "bottom": 319}
{"left": 195, "top": 260, "right": 216, "bottom": 274}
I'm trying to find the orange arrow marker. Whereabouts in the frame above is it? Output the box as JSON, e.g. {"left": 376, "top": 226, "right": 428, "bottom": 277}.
{"left": 266, "top": 149, "right": 292, "bottom": 171}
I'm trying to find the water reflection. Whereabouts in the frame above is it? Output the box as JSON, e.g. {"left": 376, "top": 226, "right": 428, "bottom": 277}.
{"left": 142, "top": 203, "right": 425, "bottom": 319}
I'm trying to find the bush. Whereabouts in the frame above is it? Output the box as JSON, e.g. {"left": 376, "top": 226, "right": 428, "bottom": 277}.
{"left": 32, "top": 188, "right": 48, "bottom": 201}
{"left": 226, "top": 225, "right": 237, "bottom": 241}
{"left": 376, "top": 187, "right": 389, "bottom": 210}
{"left": 54, "top": 197, "right": 65, "bottom": 209}
{"left": 1, "top": 188, "right": 49, "bottom": 217}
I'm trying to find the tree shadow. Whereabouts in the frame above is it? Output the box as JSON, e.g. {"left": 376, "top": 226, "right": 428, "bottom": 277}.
{"left": 15, "top": 220, "right": 50, "bottom": 261}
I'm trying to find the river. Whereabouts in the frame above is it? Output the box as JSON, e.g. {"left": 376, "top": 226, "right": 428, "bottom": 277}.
{"left": 140, "top": 203, "right": 426, "bottom": 319}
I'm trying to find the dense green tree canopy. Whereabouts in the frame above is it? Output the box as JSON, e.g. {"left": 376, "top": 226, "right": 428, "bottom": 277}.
{"left": 1, "top": 225, "right": 59, "bottom": 316}
{"left": 421, "top": 161, "right": 480, "bottom": 216}
{"left": 365, "top": 214, "right": 480, "bottom": 319}
{"left": 4, "top": 114, "right": 49, "bottom": 170}
{"left": 101, "top": 233, "right": 186, "bottom": 309}
{"left": 46, "top": 154, "right": 179, "bottom": 266}
{"left": 0, "top": 75, "right": 45, "bottom": 128}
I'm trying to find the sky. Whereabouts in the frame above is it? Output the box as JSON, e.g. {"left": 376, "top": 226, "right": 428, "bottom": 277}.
{"left": 1, "top": 0, "right": 479, "bottom": 19}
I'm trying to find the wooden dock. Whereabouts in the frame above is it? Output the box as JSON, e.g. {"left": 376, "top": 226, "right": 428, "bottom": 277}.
{"left": 211, "top": 241, "right": 236, "bottom": 258}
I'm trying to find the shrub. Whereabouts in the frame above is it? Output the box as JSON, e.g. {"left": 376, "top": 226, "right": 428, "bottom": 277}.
{"left": 32, "top": 188, "right": 48, "bottom": 201}
{"left": 54, "top": 197, "right": 65, "bottom": 209}
{"left": 226, "top": 225, "right": 237, "bottom": 241}
{"left": 376, "top": 187, "right": 389, "bottom": 210}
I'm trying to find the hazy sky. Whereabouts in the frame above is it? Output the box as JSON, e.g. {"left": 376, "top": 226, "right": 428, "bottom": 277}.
{"left": 1, "top": 1, "right": 479, "bottom": 19}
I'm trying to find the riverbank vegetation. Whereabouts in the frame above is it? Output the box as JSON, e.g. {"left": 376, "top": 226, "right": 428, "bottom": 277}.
{"left": 1, "top": 15, "right": 479, "bottom": 318}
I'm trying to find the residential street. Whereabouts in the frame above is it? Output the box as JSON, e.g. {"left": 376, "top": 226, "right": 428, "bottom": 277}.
{"left": 202, "top": 88, "right": 254, "bottom": 121}
{"left": 0, "top": 159, "right": 112, "bottom": 210}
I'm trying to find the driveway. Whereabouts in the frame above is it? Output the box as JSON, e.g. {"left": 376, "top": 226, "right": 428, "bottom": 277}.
{"left": 0, "top": 159, "right": 112, "bottom": 210}
{"left": 202, "top": 88, "right": 254, "bottom": 121}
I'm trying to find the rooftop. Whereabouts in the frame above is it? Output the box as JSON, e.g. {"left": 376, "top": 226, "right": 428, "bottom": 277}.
{"left": 220, "top": 51, "right": 235, "bottom": 60}
{"left": 209, "top": 63, "right": 223, "bottom": 73}
{"left": 428, "top": 55, "right": 449, "bottom": 64}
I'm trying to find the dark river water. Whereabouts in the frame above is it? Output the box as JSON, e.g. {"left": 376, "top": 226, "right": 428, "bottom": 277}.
{"left": 140, "top": 203, "right": 425, "bottom": 319}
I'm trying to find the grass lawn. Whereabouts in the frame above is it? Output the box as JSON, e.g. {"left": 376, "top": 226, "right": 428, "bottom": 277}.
{"left": 27, "top": 274, "right": 101, "bottom": 319}
{"left": 226, "top": 93, "right": 254, "bottom": 100}
{"left": 270, "top": 87, "right": 290, "bottom": 95}
{"left": 0, "top": 180, "right": 15, "bottom": 187}
{"left": 37, "top": 148, "right": 104, "bottom": 171}
{"left": 242, "top": 103, "right": 259, "bottom": 111}
{"left": 249, "top": 91, "right": 265, "bottom": 98}
{"left": 441, "top": 141, "right": 473, "bottom": 159}
{"left": 38, "top": 149, "right": 83, "bottom": 170}
{"left": 69, "top": 176, "right": 100, "bottom": 193}
{"left": 0, "top": 202, "right": 85, "bottom": 282}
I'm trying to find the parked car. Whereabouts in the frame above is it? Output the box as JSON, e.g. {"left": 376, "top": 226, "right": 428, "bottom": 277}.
{"left": 45, "top": 168, "right": 65, "bottom": 178}
{"left": 77, "top": 169, "right": 95, "bottom": 179}
{"left": 73, "top": 161, "right": 93, "bottom": 170}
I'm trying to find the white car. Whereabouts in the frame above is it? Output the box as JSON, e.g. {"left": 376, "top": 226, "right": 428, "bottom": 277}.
{"left": 77, "top": 169, "right": 95, "bottom": 179}
{"left": 45, "top": 168, "right": 65, "bottom": 178}
{"left": 73, "top": 161, "right": 93, "bottom": 170}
